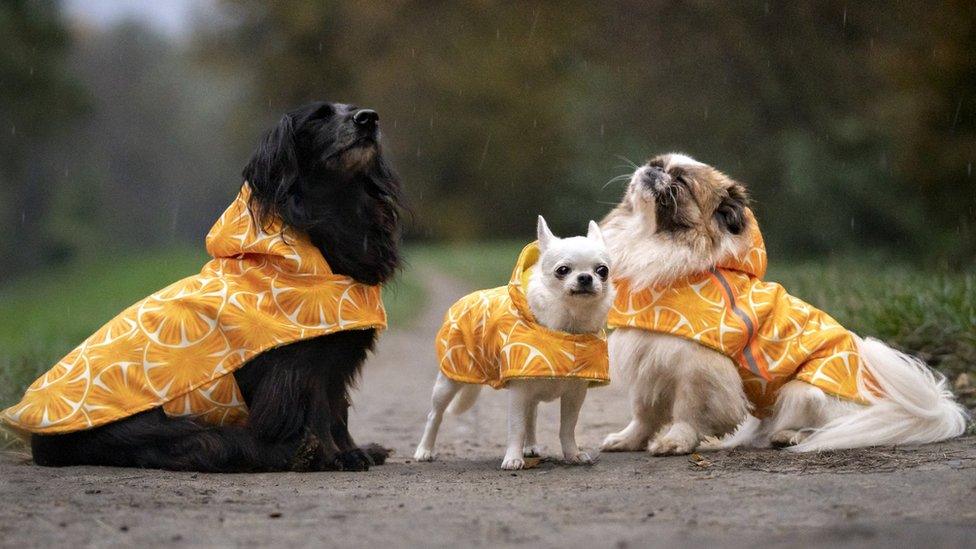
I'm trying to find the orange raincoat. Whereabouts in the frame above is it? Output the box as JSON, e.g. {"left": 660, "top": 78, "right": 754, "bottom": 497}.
{"left": 437, "top": 243, "right": 610, "bottom": 389}
{"left": 1, "top": 186, "right": 386, "bottom": 436}
{"left": 607, "top": 213, "right": 865, "bottom": 412}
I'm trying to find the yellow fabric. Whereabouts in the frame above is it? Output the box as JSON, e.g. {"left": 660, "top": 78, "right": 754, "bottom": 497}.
{"left": 437, "top": 243, "right": 610, "bottom": 389}
{"left": 607, "top": 212, "right": 866, "bottom": 413}
{"left": 1, "top": 186, "right": 386, "bottom": 435}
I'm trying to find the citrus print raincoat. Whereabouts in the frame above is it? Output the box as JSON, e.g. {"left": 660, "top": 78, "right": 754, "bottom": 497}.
{"left": 607, "top": 212, "right": 866, "bottom": 413}
{"left": 1, "top": 186, "right": 386, "bottom": 436}
{"left": 437, "top": 243, "right": 610, "bottom": 389}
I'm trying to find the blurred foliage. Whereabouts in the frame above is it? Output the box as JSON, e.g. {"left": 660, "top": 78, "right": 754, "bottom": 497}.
{"left": 0, "top": 0, "right": 87, "bottom": 275}
{"left": 0, "top": 0, "right": 974, "bottom": 281}
{"left": 196, "top": 0, "right": 976, "bottom": 268}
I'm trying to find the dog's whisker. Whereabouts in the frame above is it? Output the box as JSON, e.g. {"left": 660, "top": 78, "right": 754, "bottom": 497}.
{"left": 601, "top": 174, "right": 633, "bottom": 190}
{"left": 614, "top": 155, "right": 641, "bottom": 170}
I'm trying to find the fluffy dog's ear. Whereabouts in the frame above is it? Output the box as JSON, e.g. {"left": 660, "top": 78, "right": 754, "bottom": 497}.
{"left": 714, "top": 183, "right": 749, "bottom": 235}
{"left": 587, "top": 220, "right": 605, "bottom": 246}
{"left": 242, "top": 114, "right": 301, "bottom": 228}
{"left": 537, "top": 215, "right": 556, "bottom": 251}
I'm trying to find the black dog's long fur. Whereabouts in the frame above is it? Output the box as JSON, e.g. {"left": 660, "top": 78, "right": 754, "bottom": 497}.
{"left": 30, "top": 102, "right": 402, "bottom": 472}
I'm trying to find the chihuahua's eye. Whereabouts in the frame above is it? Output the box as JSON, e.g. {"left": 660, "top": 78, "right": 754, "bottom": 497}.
{"left": 555, "top": 266, "right": 571, "bottom": 278}
{"left": 595, "top": 265, "right": 609, "bottom": 280}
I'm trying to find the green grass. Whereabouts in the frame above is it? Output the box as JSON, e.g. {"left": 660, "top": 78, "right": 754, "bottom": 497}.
{"left": 0, "top": 247, "right": 426, "bottom": 408}
{"left": 408, "top": 240, "right": 527, "bottom": 290}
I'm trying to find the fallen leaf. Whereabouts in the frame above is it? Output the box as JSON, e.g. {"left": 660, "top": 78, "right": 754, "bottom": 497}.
{"left": 689, "top": 453, "right": 712, "bottom": 468}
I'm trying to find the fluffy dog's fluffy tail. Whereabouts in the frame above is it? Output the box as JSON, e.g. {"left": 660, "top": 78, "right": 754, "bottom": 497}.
{"left": 791, "top": 337, "right": 969, "bottom": 452}
{"left": 698, "top": 414, "right": 762, "bottom": 451}
{"left": 447, "top": 384, "right": 482, "bottom": 415}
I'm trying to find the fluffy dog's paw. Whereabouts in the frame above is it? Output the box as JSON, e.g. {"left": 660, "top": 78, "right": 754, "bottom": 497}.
{"left": 413, "top": 447, "right": 435, "bottom": 462}
{"left": 600, "top": 431, "right": 643, "bottom": 452}
{"left": 500, "top": 457, "right": 525, "bottom": 470}
{"left": 648, "top": 434, "right": 696, "bottom": 456}
{"left": 361, "top": 443, "right": 391, "bottom": 465}
{"left": 523, "top": 445, "right": 542, "bottom": 458}
{"left": 770, "top": 429, "right": 808, "bottom": 448}
{"left": 564, "top": 452, "right": 595, "bottom": 465}
{"left": 334, "top": 448, "right": 372, "bottom": 471}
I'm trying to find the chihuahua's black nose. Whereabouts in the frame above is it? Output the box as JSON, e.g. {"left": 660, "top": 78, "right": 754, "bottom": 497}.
{"left": 577, "top": 273, "right": 593, "bottom": 286}
{"left": 353, "top": 109, "right": 379, "bottom": 126}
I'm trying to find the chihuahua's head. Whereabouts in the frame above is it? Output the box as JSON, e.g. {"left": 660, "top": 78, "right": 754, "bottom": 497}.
{"left": 526, "top": 216, "right": 614, "bottom": 334}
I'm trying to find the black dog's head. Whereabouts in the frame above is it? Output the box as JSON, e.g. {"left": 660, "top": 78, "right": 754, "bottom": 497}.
{"left": 242, "top": 102, "right": 402, "bottom": 285}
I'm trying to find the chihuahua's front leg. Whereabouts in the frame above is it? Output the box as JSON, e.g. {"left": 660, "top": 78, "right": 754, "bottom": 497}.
{"left": 501, "top": 386, "right": 534, "bottom": 470}
{"left": 560, "top": 382, "right": 592, "bottom": 464}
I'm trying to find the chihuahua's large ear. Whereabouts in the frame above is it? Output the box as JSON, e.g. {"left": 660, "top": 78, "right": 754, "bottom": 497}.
{"left": 242, "top": 114, "right": 300, "bottom": 227}
{"left": 537, "top": 215, "right": 556, "bottom": 251}
{"left": 714, "top": 183, "right": 749, "bottom": 235}
{"left": 587, "top": 220, "right": 605, "bottom": 246}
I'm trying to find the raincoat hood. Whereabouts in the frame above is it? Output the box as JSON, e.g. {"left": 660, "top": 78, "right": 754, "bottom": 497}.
{"left": 608, "top": 209, "right": 865, "bottom": 412}
{"left": 436, "top": 242, "right": 610, "bottom": 389}
{"left": 2, "top": 185, "right": 387, "bottom": 435}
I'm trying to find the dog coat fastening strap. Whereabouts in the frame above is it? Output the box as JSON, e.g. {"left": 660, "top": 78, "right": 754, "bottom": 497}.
{"left": 607, "top": 210, "right": 867, "bottom": 413}
{"left": 436, "top": 242, "right": 610, "bottom": 389}
{"left": 1, "top": 185, "right": 387, "bottom": 435}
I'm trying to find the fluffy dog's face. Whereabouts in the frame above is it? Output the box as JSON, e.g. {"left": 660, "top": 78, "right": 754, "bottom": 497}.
{"left": 243, "top": 101, "right": 402, "bottom": 285}
{"left": 601, "top": 154, "right": 751, "bottom": 286}
{"left": 624, "top": 153, "right": 748, "bottom": 238}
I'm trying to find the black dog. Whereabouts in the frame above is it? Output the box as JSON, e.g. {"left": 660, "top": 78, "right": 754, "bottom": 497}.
{"left": 30, "top": 102, "right": 402, "bottom": 472}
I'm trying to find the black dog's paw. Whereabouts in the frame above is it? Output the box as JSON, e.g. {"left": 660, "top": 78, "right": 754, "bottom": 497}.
{"left": 334, "top": 448, "right": 372, "bottom": 471}
{"left": 360, "top": 443, "right": 392, "bottom": 465}
{"left": 289, "top": 432, "right": 324, "bottom": 472}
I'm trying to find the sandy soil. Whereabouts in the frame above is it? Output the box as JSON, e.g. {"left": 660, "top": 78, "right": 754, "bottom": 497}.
{"left": 2, "top": 269, "right": 974, "bottom": 548}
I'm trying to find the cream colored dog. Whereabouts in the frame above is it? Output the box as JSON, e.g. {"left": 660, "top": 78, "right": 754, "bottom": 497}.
{"left": 599, "top": 153, "right": 967, "bottom": 454}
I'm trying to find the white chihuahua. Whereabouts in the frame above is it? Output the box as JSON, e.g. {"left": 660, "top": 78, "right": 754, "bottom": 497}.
{"left": 414, "top": 216, "right": 614, "bottom": 469}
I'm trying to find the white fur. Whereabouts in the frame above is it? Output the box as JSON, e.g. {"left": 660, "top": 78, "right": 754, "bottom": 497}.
{"left": 415, "top": 217, "right": 613, "bottom": 468}
{"left": 601, "top": 155, "right": 968, "bottom": 455}
{"left": 600, "top": 166, "right": 748, "bottom": 291}
{"left": 788, "top": 337, "right": 968, "bottom": 451}
{"left": 663, "top": 152, "right": 705, "bottom": 169}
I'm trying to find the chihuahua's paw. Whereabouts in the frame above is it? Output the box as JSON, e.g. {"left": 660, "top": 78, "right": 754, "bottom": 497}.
{"left": 648, "top": 433, "right": 697, "bottom": 456}
{"left": 500, "top": 457, "right": 525, "bottom": 470}
{"left": 413, "top": 447, "right": 435, "bottom": 462}
{"left": 600, "top": 431, "right": 644, "bottom": 452}
{"left": 523, "top": 445, "right": 542, "bottom": 458}
{"left": 565, "top": 452, "right": 595, "bottom": 465}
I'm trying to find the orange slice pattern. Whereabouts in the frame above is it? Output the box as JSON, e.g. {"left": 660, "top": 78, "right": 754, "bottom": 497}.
{"left": 608, "top": 215, "right": 865, "bottom": 414}
{"left": 1, "top": 186, "right": 386, "bottom": 435}
{"left": 437, "top": 243, "right": 609, "bottom": 389}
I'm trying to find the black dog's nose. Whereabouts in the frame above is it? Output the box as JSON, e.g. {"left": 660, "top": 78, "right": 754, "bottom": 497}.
{"left": 353, "top": 109, "right": 379, "bottom": 126}
{"left": 577, "top": 273, "right": 593, "bottom": 286}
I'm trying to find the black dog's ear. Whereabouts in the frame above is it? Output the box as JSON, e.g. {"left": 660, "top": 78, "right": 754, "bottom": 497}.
{"left": 242, "top": 114, "right": 300, "bottom": 227}
{"left": 714, "top": 182, "right": 749, "bottom": 235}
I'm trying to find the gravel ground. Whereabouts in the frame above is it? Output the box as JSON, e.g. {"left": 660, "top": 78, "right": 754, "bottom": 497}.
{"left": 2, "top": 269, "right": 974, "bottom": 548}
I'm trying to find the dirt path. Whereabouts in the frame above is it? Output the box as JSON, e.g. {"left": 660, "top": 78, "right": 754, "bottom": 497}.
{"left": 2, "top": 268, "right": 974, "bottom": 548}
